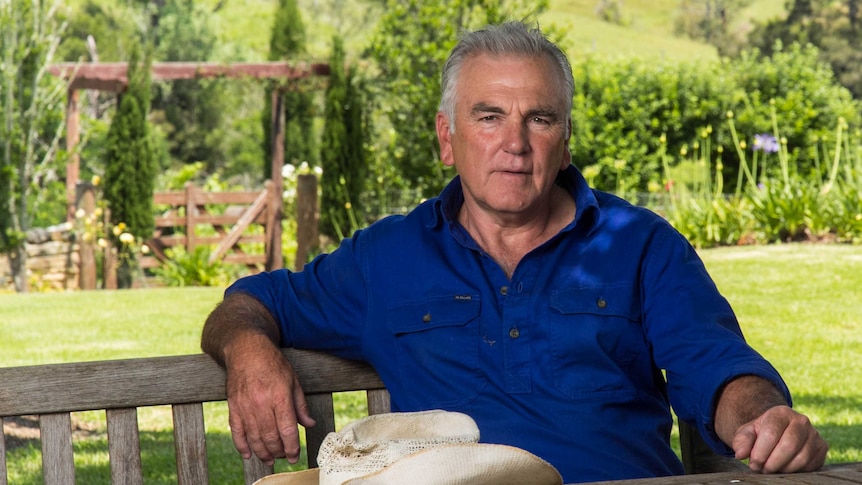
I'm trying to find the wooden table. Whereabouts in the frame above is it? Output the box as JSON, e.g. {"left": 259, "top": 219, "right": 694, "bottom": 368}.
{"left": 578, "top": 463, "right": 862, "bottom": 484}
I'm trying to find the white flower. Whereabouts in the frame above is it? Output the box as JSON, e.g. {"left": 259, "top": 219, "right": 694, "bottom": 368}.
{"left": 119, "top": 232, "right": 135, "bottom": 244}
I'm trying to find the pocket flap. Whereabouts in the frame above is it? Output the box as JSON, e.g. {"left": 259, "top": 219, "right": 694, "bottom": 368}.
{"left": 387, "top": 295, "right": 481, "bottom": 334}
{"left": 550, "top": 285, "right": 639, "bottom": 321}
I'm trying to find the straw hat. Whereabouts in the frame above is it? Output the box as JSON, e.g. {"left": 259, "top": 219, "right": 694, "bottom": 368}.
{"left": 253, "top": 410, "right": 562, "bottom": 485}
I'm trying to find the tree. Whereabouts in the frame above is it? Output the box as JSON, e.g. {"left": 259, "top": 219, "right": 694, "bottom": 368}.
{"left": 319, "top": 36, "right": 369, "bottom": 239}
{"left": 749, "top": 0, "right": 862, "bottom": 97}
{"left": 673, "top": 0, "right": 754, "bottom": 56}
{"left": 102, "top": 44, "right": 156, "bottom": 288}
{"left": 365, "top": 0, "right": 549, "bottom": 198}
{"left": 1, "top": 0, "right": 68, "bottom": 292}
{"left": 150, "top": 0, "right": 229, "bottom": 174}
{"left": 263, "top": 0, "right": 315, "bottom": 180}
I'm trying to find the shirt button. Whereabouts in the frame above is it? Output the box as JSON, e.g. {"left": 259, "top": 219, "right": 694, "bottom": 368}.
{"left": 500, "top": 286, "right": 508, "bottom": 296}
{"left": 509, "top": 327, "right": 520, "bottom": 339}
{"left": 422, "top": 313, "right": 431, "bottom": 323}
{"left": 596, "top": 298, "right": 607, "bottom": 309}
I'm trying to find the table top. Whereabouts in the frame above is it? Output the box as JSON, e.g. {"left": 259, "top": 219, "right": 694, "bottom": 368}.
{"left": 575, "top": 462, "right": 862, "bottom": 485}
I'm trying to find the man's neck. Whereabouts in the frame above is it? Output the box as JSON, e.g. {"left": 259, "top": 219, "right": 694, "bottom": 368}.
{"left": 458, "top": 185, "right": 576, "bottom": 279}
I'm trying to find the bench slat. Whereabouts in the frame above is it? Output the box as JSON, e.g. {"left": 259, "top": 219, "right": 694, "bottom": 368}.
{"left": 367, "top": 389, "right": 391, "bottom": 415}
{"left": 0, "top": 417, "right": 7, "bottom": 485}
{"left": 0, "top": 349, "right": 385, "bottom": 417}
{"left": 40, "top": 413, "right": 74, "bottom": 485}
{"left": 106, "top": 408, "right": 143, "bottom": 485}
{"left": 173, "top": 403, "right": 209, "bottom": 485}
{"left": 243, "top": 456, "right": 273, "bottom": 484}
{"left": 305, "top": 394, "right": 336, "bottom": 468}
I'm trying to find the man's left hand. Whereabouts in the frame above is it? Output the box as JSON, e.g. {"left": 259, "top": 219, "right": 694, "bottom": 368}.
{"left": 731, "top": 405, "right": 828, "bottom": 473}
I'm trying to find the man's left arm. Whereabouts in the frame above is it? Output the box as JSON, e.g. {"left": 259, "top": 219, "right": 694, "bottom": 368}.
{"left": 714, "top": 375, "right": 828, "bottom": 473}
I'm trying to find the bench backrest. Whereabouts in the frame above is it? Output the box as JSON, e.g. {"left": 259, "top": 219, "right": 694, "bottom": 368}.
{"left": 0, "top": 349, "right": 388, "bottom": 485}
{"left": 0, "top": 349, "right": 742, "bottom": 484}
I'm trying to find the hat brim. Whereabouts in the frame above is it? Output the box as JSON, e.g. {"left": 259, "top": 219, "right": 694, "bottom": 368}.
{"left": 253, "top": 468, "right": 320, "bottom": 485}
{"left": 344, "top": 443, "right": 563, "bottom": 485}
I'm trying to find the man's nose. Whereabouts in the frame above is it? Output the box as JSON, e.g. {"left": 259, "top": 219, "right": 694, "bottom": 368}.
{"left": 502, "top": 121, "right": 529, "bottom": 154}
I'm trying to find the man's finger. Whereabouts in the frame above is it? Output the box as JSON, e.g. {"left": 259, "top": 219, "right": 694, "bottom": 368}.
{"left": 731, "top": 423, "right": 757, "bottom": 462}
{"left": 228, "top": 409, "right": 252, "bottom": 460}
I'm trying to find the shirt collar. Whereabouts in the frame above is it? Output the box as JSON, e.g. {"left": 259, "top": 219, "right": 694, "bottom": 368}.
{"left": 429, "top": 165, "right": 601, "bottom": 234}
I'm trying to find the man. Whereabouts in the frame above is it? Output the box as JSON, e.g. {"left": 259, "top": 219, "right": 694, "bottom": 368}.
{"left": 202, "top": 21, "right": 827, "bottom": 483}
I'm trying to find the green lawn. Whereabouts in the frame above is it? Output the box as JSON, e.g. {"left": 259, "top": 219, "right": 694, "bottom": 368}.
{"left": 1, "top": 243, "right": 860, "bottom": 482}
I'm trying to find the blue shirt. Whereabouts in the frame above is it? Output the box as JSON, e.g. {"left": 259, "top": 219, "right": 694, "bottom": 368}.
{"left": 226, "top": 165, "right": 790, "bottom": 483}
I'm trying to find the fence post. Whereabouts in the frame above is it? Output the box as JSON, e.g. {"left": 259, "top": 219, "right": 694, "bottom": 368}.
{"left": 76, "top": 182, "right": 96, "bottom": 290}
{"left": 185, "top": 183, "right": 196, "bottom": 254}
{"left": 295, "top": 174, "right": 318, "bottom": 271}
{"left": 103, "top": 208, "right": 117, "bottom": 290}
{"left": 265, "top": 180, "right": 283, "bottom": 271}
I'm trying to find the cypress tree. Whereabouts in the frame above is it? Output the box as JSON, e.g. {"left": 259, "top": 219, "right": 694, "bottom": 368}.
{"left": 262, "top": 0, "right": 314, "bottom": 179}
{"left": 320, "top": 36, "right": 367, "bottom": 239}
{"left": 103, "top": 45, "right": 156, "bottom": 287}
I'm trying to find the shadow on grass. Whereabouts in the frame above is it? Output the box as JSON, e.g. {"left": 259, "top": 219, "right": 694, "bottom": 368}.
{"left": 793, "top": 394, "right": 862, "bottom": 464}
{"left": 4, "top": 428, "right": 309, "bottom": 485}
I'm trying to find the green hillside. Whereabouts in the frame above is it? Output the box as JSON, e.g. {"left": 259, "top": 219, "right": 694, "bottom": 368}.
{"left": 198, "top": 0, "right": 788, "bottom": 61}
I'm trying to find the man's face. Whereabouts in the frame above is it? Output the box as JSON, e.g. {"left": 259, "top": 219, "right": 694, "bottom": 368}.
{"left": 436, "top": 53, "right": 571, "bottom": 220}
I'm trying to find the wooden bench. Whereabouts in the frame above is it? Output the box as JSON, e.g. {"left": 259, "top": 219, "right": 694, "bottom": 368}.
{"left": 0, "top": 349, "right": 742, "bottom": 484}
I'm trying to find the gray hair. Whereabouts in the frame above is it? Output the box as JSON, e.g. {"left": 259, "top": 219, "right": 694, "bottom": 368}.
{"left": 439, "top": 21, "right": 574, "bottom": 132}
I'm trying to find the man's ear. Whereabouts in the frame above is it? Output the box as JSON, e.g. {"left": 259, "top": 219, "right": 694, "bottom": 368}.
{"left": 436, "top": 112, "right": 455, "bottom": 167}
{"left": 560, "top": 118, "right": 572, "bottom": 169}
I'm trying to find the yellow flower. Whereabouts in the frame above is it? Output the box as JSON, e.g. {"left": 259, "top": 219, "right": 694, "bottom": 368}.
{"left": 659, "top": 133, "right": 667, "bottom": 144}
{"left": 97, "top": 238, "right": 108, "bottom": 248}
{"left": 91, "top": 175, "right": 101, "bottom": 186}
{"left": 119, "top": 232, "right": 135, "bottom": 244}
{"left": 739, "top": 140, "right": 747, "bottom": 150}
{"left": 726, "top": 111, "right": 734, "bottom": 119}
{"left": 344, "top": 202, "right": 352, "bottom": 210}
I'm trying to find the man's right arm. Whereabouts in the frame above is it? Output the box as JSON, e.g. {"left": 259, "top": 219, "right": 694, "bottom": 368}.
{"left": 201, "top": 292, "right": 316, "bottom": 465}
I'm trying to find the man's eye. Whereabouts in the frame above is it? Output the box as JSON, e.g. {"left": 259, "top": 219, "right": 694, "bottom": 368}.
{"left": 531, "top": 117, "right": 550, "bottom": 125}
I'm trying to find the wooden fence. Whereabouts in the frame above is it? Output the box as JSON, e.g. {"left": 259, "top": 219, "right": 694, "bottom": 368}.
{"left": 77, "top": 180, "right": 287, "bottom": 290}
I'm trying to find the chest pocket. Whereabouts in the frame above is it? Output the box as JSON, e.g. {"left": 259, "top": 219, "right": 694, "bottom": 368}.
{"left": 387, "top": 295, "right": 486, "bottom": 408}
{"left": 548, "top": 285, "right": 646, "bottom": 401}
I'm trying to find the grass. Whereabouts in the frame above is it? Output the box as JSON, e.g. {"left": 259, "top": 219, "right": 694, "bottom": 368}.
{"left": 1, "top": 243, "right": 860, "bottom": 483}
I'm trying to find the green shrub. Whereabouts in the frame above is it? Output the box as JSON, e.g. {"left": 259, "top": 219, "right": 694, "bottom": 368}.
{"left": 152, "top": 246, "right": 234, "bottom": 287}
{"left": 570, "top": 42, "right": 861, "bottom": 195}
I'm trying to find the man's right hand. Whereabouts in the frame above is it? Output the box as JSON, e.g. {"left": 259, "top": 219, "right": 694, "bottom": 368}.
{"left": 222, "top": 332, "right": 317, "bottom": 465}
{"left": 201, "top": 292, "right": 317, "bottom": 466}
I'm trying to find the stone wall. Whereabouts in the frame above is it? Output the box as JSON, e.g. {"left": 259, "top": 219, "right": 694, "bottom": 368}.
{"left": 0, "top": 223, "right": 79, "bottom": 292}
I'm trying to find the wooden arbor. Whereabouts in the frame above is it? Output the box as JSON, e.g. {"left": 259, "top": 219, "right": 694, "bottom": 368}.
{"left": 49, "top": 61, "right": 329, "bottom": 277}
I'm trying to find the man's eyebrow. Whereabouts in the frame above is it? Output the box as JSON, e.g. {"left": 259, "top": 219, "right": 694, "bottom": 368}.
{"left": 470, "top": 102, "right": 505, "bottom": 116}
{"left": 526, "top": 107, "right": 562, "bottom": 120}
